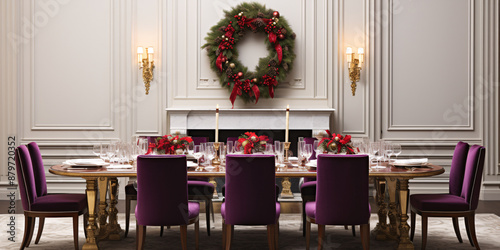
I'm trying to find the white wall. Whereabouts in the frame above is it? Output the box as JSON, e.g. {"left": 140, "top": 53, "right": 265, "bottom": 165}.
{"left": 0, "top": 0, "right": 498, "bottom": 199}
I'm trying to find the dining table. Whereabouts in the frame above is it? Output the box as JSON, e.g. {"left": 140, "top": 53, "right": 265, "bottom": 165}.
{"left": 49, "top": 159, "right": 444, "bottom": 250}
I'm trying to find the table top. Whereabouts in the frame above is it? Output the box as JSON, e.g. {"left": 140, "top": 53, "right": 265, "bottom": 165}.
{"left": 49, "top": 161, "right": 444, "bottom": 179}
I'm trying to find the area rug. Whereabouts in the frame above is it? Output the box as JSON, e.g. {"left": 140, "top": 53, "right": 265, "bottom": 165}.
{"left": 1, "top": 213, "right": 500, "bottom": 249}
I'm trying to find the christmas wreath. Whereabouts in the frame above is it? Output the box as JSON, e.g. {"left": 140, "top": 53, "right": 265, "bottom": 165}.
{"left": 202, "top": 2, "right": 296, "bottom": 107}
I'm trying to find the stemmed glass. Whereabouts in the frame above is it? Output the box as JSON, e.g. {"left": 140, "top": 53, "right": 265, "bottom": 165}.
{"left": 386, "top": 143, "right": 394, "bottom": 162}
{"left": 313, "top": 140, "right": 321, "bottom": 157}
{"left": 205, "top": 145, "right": 215, "bottom": 167}
{"left": 92, "top": 143, "right": 102, "bottom": 159}
{"left": 187, "top": 141, "right": 194, "bottom": 156}
{"left": 392, "top": 143, "right": 402, "bottom": 159}
{"left": 226, "top": 141, "right": 234, "bottom": 155}
{"left": 193, "top": 145, "right": 204, "bottom": 171}
{"left": 106, "top": 143, "right": 116, "bottom": 163}
{"left": 265, "top": 144, "right": 274, "bottom": 154}
{"left": 370, "top": 142, "right": 386, "bottom": 169}
{"left": 303, "top": 144, "right": 313, "bottom": 164}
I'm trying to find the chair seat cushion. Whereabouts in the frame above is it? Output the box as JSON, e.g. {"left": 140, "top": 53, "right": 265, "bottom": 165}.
{"left": 300, "top": 181, "right": 316, "bottom": 200}
{"left": 188, "top": 180, "right": 215, "bottom": 199}
{"left": 303, "top": 177, "right": 316, "bottom": 183}
{"left": 410, "top": 194, "right": 470, "bottom": 211}
{"left": 188, "top": 201, "right": 200, "bottom": 219}
{"left": 221, "top": 202, "right": 281, "bottom": 223}
{"left": 125, "top": 183, "right": 137, "bottom": 196}
{"left": 31, "top": 194, "right": 87, "bottom": 212}
{"left": 306, "top": 201, "right": 371, "bottom": 224}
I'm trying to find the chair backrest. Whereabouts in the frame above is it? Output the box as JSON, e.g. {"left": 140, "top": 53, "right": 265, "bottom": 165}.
{"left": 304, "top": 137, "right": 317, "bottom": 160}
{"left": 226, "top": 137, "right": 239, "bottom": 146}
{"left": 15, "top": 145, "right": 38, "bottom": 211}
{"left": 191, "top": 137, "right": 208, "bottom": 146}
{"left": 316, "top": 154, "right": 370, "bottom": 225}
{"left": 460, "top": 145, "right": 486, "bottom": 210}
{"left": 225, "top": 155, "right": 276, "bottom": 225}
{"left": 27, "top": 142, "right": 48, "bottom": 197}
{"left": 448, "top": 141, "right": 469, "bottom": 196}
{"left": 136, "top": 155, "right": 189, "bottom": 226}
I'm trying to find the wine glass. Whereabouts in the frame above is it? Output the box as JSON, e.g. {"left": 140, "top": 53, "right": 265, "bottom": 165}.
{"left": 386, "top": 143, "right": 394, "bottom": 162}
{"left": 205, "top": 145, "right": 215, "bottom": 166}
{"left": 313, "top": 140, "right": 321, "bottom": 157}
{"left": 138, "top": 138, "right": 148, "bottom": 155}
{"left": 297, "top": 141, "right": 305, "bottom": 165}
{"left": 265, "top": 144, "right": 274, "bottom": 154}
{"left": 370, "top": 142, "right": 386, "bottom": 169}
{"left": 106, "top": 143, "right": 116, "bottom": 163}
{"left": 303, "top": 144, "right": 313, "bottom": 163}
{"left": 226, "top": 141, "right": 234, "bottom": 155}
{"left": 187, "top": 141, "right": 194, "bottom": 156}
{"left": 92, "top": 143, "right": 102, "bottom": 158}
{"left": 193, "top": 145, "right": 203, "bottom": 170}
{"left": 393, "top": 143, "right": 402, "bottom": 159}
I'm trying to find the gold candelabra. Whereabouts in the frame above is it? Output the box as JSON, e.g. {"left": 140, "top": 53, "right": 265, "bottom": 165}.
{"left": 137, "top": 47, "right": 155, "bottom": 95}
{"left": 346, "top": 47, "right": 364, "bottom": 96}
{"left": 212, "top": 142, "right": 221, "bottom": 166}
{"left": 284, "top": 142, "right": 291, "bottom": 163}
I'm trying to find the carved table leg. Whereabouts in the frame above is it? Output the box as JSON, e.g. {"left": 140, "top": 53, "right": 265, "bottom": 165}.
{"left": 386, "top": 177, "right": 399, "bottom": 240}
{"left": 372, "top": 177, "right": 390, "bottom": 240}
{"left": 280, "top": 177, "right": 294, "bottom": 198}
{"left": 209, "top": 177, "right": 218, "bottom": 198}
{"left": 396, "top": 179, "right": 413, "bottom": 250}
{"left": 97, "top": 177, "right": 109, "bottom": 240}
{"left": 107, "top": 177, "right": 123, "bottom": 240}
{"left": 83, "top": 178, "right": 99, "bottom": 250}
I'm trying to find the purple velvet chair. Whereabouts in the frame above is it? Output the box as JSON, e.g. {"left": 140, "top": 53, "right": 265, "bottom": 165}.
{"left": 410, "top": 143, "right": 485, "bottom": 250}
{"left": 125, "top": 136, "right": 215, "bottom": 238}
{"left": 305, "top": 154, "right": 370, "bottom": 250}
{"left": 16, "top": 144, "right": 87, "bottom": 250}
{"left": 222, "top": 155, "right": 279, "bottom": 250}
{"left": 136, "top": 155, "right": 200, "bottom": 250}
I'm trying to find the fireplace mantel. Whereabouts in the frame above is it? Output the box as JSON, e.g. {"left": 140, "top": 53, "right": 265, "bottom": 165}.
{"left": 165, "top": 108, "right": 335, "bottom": 136}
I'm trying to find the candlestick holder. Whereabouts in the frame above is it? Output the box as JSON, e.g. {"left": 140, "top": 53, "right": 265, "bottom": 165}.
{"left": 212, "top": 142, "right": 221, "bottom": 166}
{"left": 284, "top": 142, "right": 291, "bottom": 163}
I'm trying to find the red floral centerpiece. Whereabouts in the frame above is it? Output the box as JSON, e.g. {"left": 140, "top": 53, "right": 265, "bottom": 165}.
{"left": 237, "top": 132, "right": 269, "bottom": 154}
{"left": 317, "top": 130, "right": 356, "bottom": 154}
{"left": 149, "top": 135, "right": 193, "bottom": 155}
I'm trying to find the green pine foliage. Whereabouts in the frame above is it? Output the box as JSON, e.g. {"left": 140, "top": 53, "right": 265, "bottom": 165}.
{"left": 201, "top": 2, "right": 296, "bottom": 103}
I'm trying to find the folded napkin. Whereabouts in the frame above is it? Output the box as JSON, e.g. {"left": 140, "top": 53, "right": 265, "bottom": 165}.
{"left": 187, "top": 161, "right": 198, "bottom": 167}
{"left": 63, "top": 159, "right": 108, "bottom": 167}
{"left": 393, "top": 158, "right": 428, "bottom": 165}
{"left": 106, "top": 164, "right": 133, "bottom": 169}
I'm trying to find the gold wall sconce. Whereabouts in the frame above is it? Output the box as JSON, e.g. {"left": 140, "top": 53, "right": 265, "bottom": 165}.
{"left": 346, "top": 47, "right": 364, "bottom": 96}
{"left": 137, "top": 47, "right": 155, "bottom": 95}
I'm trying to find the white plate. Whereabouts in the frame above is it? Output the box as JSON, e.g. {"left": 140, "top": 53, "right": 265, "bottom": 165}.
{"left": 106, "top": 164, "right": 133, "bottom": 169}
{"left": 288, "top": 157, "right": 298, "bottom": 161}
{"left": 63, "top": 159, "right": 109, "bottom": 167}
{"left": 204, "top": 166, "right": 215, "bottom": 171}
{"left": 305, "top": 163, "right": 317, "bottom": 168}
{"left": 187, "top": 161, "right": 198, "bottom": 167}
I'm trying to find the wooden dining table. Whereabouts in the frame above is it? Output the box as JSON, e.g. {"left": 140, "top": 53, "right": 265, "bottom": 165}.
{"left": 49, "top": 161, "right": 443, "bottom": 250}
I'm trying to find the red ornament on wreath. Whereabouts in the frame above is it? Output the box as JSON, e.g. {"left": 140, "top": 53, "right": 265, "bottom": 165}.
{"left": 202, "top": 2, "right": 296, "bottom": 107}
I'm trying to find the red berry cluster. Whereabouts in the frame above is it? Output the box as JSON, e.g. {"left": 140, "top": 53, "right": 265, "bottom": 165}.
{"left": 242, "top": 79, "right": 252, "bottom": 93}
{"left": 219, "top": 25, "right": 235, "bottom": 50}
{"left": 262, "top": 74, "right": 277, "bottom": 86}
{"left": 234, "top": 14, "right": 247, "bottom": 29}
{"left": 264, "top": 21, "right": 278, "bottom": 34}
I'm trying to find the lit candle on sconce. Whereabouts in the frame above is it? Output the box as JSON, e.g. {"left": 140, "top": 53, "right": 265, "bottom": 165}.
{"left": 346, "top": 47, "right": 353, "bottom": 64}
{"left": 147, "top": 47, "right": 154, "bottom": 66}
{"left": 215, "top": 104, "right": 219, "bottom": 143}
{"left": 137, "top": 47, "right": 144, "bottom": 67}
{"left": 358, "top": 48, "right": 364, "bottom": 64}
{"left": 285, "top": 105, "right": 290, "bottom": 143}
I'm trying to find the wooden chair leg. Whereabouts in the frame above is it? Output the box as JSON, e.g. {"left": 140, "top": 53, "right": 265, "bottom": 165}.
{"left": 125, "top": 196, "right": 131, "bottom": 237}
{"left": 206, "top": 200, "right": 211, "bottom": 236}
{"left": 360, "top": 223, "right": 370, "bottom": 250}
{"left": 84, "top": 212, "right": 89, "bottom": 238}
{"left": 25, "top": 216, "right": 36, "bottom": 247}
{"left": 351, "top": 225, "right": 356, "bottom": 237}
{"left": 452, "top": 217, "right": 463, "bottom": 243}
{"left": 224, "top": 224, "right": 233, "bottom": 250}
{"left": 275, "top": 221, "right": 279, "bottom": 249}
{"left": 302, "top": 200, "right": 307, "bottom": 237}
{"left": 267, "top": 224, "right": 276, "bottom": 250}
{"left": 34, "top": 217, "right": 45, "bottom": 244}
{"left": 180, "top": 225, "right": 188, "bottom": 250}
{"left": 20, "top": 216, "right": 35, "bottom": 250}
{"left": 465, "top": 214, "right": 480, "bottom": 249}
{"left": 317, "top": 224, "right": 325, "bottom": 250}
{"left": 195, "top": 220, "right": 200, "bottom": 250}
{"left": 421, "top": 215, "right": 428, "bottom": 250}
{"left": 72, "top": 215, "right": 79, "bottom": 250}
{"left": 344, "top": 225, "right": 348, "bottom": 230}
{"left": 306, "top": 221, "right": 311, "bottom": 250}
{"left": 222, "top": 220, "right": 226, "bottom": 249}
{"left": 410, "top": 210, "right": 416, "bottom": 241}
{"left": 160, "top": 226, "right": 164, "bottom": 237}
{"left": 137, "top": 225, "right": 146, "bottom": 250}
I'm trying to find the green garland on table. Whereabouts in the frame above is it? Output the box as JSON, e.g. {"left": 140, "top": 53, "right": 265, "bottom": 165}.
{"left": 201, "top": 2, "right": 296, "bottom": 107}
